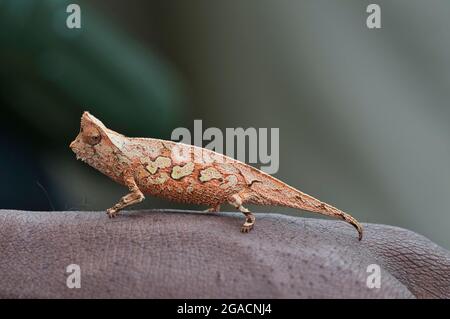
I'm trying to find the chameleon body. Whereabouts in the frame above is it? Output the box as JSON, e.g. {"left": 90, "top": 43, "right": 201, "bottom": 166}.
{"left": 70, "top": 112, "right": 363, "bottom": 239}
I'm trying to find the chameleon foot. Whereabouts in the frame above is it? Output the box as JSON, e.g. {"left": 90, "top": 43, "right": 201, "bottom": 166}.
{"left": 106, "top": 208, "right": 118, "bottom": 218}
{"left": 204, "top": 205, "right": 221, "bottom": 213}
{"left": 240, "top": 212, "right": 255, "bottom": 233}
{"left": 228, "top": 194, "right": 255, "bottom": 233}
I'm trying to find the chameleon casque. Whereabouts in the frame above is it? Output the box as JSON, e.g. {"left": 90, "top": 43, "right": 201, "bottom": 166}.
{"left": 70, "top": 112, "right": 363, "bottom": 240}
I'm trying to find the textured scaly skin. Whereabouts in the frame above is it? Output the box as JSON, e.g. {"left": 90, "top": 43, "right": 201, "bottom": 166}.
{"left": 70, "top": 112, "right": 363, "bottom": 239}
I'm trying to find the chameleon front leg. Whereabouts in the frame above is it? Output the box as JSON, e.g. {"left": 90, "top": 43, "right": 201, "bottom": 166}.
{"left": 106, "top": 174, "right": 145, "bottom": 218}
{"left": 228, "top": 194, "right": 255, "bottom": 233}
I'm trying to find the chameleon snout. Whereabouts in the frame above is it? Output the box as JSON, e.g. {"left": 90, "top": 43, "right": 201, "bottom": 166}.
{"left": 69, "top": 132, "right": 83, "bottom": 149}
{"left": 69, "top": 135, "right": 82, "bottom": 153}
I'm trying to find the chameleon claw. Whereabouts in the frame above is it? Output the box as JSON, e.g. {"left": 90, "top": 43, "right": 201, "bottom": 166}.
{"left": 203, "top": 205, "right": 221, "bottom": 213}
{"left": 240, "top": 225, "right": 253, "bottom": 233}
{"left": 106, "top": 208, "right": 118, "bottom": 218}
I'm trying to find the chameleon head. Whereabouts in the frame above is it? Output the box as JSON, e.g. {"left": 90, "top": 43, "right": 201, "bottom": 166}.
{"left": 69, "top": 111, "right": 124, "bottom": 171}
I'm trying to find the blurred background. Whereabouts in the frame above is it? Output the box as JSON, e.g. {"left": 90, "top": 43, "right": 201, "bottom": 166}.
{"left": 1, "top": 0, "right": 449, "bottom": 249}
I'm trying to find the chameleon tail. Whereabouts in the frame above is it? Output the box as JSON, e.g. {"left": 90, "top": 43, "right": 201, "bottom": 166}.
{"left": 292, "top": 197, "right": 364, "bottom": 241}
{"left": 249, "top": 178, "right": 363, "bottom": 240}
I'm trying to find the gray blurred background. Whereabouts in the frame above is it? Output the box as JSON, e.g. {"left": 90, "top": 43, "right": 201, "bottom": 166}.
{"left": 1, "top": 0, "right": 449, "bottom": 249}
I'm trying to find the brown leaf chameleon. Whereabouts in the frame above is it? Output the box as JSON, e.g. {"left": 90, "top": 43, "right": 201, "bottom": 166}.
{"left": 70, "top": 112, "right": 363, "bottom": 240}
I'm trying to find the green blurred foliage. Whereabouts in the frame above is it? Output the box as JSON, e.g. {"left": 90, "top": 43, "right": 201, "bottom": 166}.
{"left": 0, "top": 0, "right": 185, "bottom": 210}
{"left": 0, "top": 0, "right": 184, "bottom": 144}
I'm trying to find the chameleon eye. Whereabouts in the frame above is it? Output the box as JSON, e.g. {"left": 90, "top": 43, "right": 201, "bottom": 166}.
{"left": 82, "top": 126, "right": 102, "bottom": 146}
{"left": 88, "top": 134, "right": 101, "bottom": 145}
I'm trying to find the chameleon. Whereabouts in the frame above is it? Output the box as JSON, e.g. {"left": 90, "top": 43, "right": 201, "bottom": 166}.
{"left": 70, "top": 112, "right": 363, "bottom": 240}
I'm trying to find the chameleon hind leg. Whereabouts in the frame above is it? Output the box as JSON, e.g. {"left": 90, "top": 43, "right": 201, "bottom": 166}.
{"left": 107, "top": 175, "right": 144, "bottom": 218}
{"left": 203, "top": 204, "right": 221, "bottom": 213}
{"left": 228, "top": 194, "right": 255, "bottom": 233}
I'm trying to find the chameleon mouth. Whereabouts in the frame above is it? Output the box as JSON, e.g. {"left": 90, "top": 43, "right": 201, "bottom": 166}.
{"left": 70, "top": 145, "right": 84, "bottom": 161}
{"left": 74, "top": 152, "right": 88, "bottom": 162}
{"left": 75, "top": 154, "right": 91, "bottom": 165}
{"left": 70, "top": 139, "right": 85, "bottom": 159}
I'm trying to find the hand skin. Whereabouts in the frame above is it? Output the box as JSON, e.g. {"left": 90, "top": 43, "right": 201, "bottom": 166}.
{"left": 0, "top": 210, "right": 449, "bottom": 298}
